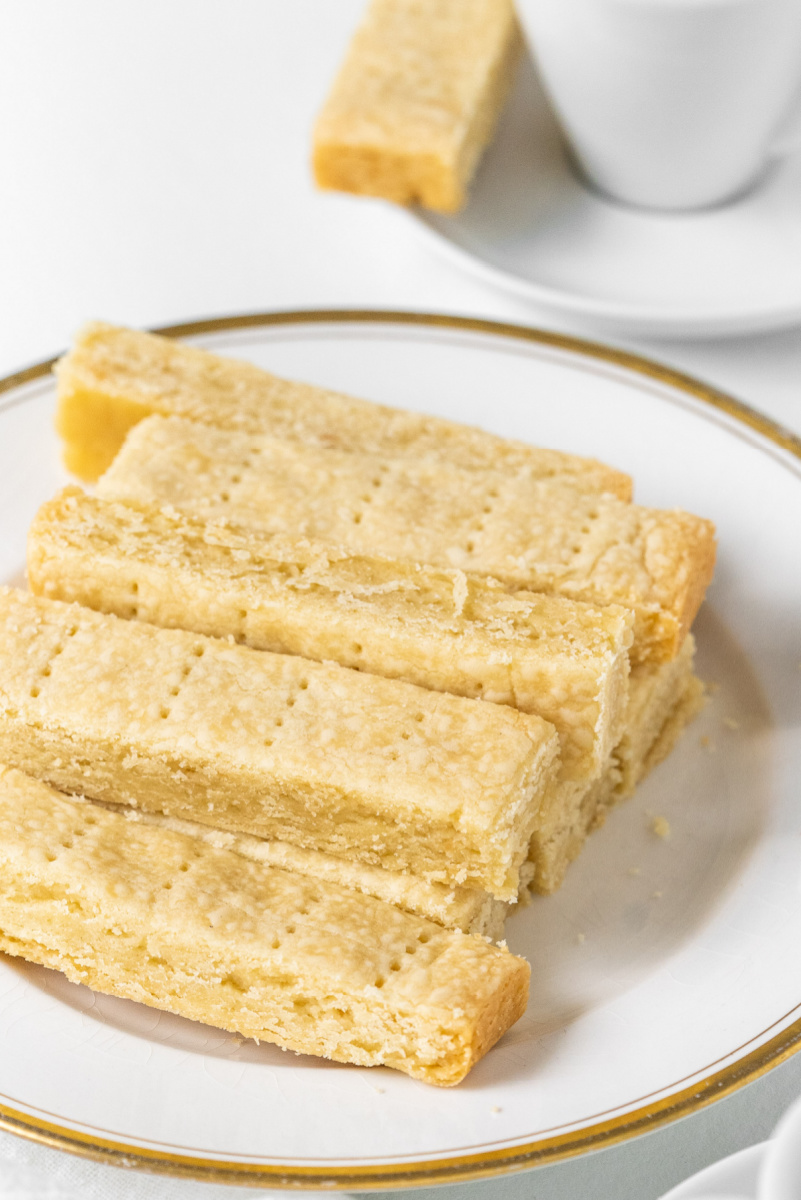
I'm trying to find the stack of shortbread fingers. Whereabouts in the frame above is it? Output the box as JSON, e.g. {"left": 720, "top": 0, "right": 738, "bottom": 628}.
{"left": 0, "top": 323, "right": 715, "bottom": 1085}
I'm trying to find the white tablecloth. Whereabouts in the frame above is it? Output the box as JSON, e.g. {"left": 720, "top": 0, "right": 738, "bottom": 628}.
{"left": 1, "top": 3, "right": 800, "bottom": 1195}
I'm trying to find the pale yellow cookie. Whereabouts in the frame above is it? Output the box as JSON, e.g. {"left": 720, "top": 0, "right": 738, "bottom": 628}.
{"left": 98, "top": 416, "right": 715, "bottom": 664}
{"left": 0, "top": 587, "right": 558, "bottom": 899}
{"left": 54, "top": 321, "right": 632, "bottom": 494}
{"left": 522, "top": 638, "right": 704, "bottom": 896}
{"left": 106, "top": 801, "right": 509, "bottom": 940}
{"left": 29, "top": 488, "right": 633, "bottom": 783}
{"left": 614, "top": 634, "right": 706, "bottom": 799}
{"left": 313, "top": 0, "right": 522, "bottom": 212}
{"left": 0, "top": 766, "right": 528, "bottom": 1085}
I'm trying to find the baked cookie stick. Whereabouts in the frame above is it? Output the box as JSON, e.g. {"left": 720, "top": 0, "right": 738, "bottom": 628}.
{"left": 313, "top": 0, "right": 522, "bottom": 212}
{"left": 0, "top": 768, "right": 528, "bottom": 1085}
{"left": 29, "top": 489, "right": 633, "bottom": 783}
{"left": 523, "top": 770, "right": 620, "bottom": 897}
{"left": 523, "top": 637, "right": 705, "bottom": 896}
{"left": 54, "top": 322, "right": 631, "bottom": 495}
{"left": 106, "top": 803, "right": 509, "bottom": 940}
{"left": 614, "top": 635, "right": 706, "bottom": 800}
{"left": 0, "top": 588, "right": 558, "bottom": 899}
{"left": 97, "top": 416, "right": 715, "bottom": 664}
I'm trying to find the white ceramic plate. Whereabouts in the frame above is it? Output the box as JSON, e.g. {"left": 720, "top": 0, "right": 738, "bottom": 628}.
{"left": 1, "top": 311, "right": 801, "bottom": 1191}
{"left": 407, "top": 58, "right": 801, "bottom": 339}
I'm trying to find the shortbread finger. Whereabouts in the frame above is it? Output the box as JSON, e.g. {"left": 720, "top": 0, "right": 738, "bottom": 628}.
{"left": 98, "top": 416, "right": 715, "bottom": 664}
{"left": 108, "top": 802, "right": 508, "bottom": 941}
{"left": 524, "top": 641, "right": 705, "bottom": 896}
{"left": 29, "top": 489, "right": 633, "bottom": 782}
{"left": 313, "top": 0, "right": 521, "bottom": 212}
{"left": 0, "top": 588, "right": 558, "bottom": 899}
{"left": 615, "top": 635, "right": 705, "bottom": 799}
{"left": 0, "top": 767, "right": 528, "bottom": 1085}
{"left": 54, "top": 322, "right": 631, "bottom": 495}
{"left": 521, "top": 767, "right": 620, "bottom": 898}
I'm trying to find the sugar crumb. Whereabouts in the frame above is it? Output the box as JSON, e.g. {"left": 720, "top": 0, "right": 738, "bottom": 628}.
{"left": 652, "top": 890, "right": 663, "bottom": 899}
{"left": 375, "top": 1087, "right": 386, "bottom": 1095}
{"left": 627, "top": 866, "right": 641, "bottom": 877}
{"left": 490, "top": 1105, "right": 502, "bottom": 1114}
{"left": 700, "top": 735, "right": 716, "bottom": 752}
{"left": 723, "top": 717, "right": 739, "bottom": 730}
{"left": 651, "top": 815, "right": 671, "bottom": 839}
{"left": 576, "top": 932, "right": 586, "bottom": 944}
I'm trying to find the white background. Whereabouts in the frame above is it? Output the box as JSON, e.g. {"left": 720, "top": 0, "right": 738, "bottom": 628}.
{"left": 1, "top": 3, "right": 800, "bottom": 1197}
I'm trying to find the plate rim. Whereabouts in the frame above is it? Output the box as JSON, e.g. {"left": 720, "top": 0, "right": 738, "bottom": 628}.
{"left": 1, "top": 306, "right": 800, "bottom": 1191}
{"left": 406, "top": 208, "right": 801, "bottom": 339}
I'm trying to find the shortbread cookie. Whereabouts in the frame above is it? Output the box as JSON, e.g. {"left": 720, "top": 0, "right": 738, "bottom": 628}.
{"left": 313, "top": 0, "right": 522, "bottom": 212}
{"left": 54, "top": 322, "right": 631, "bottom": 494}
{"left": 0, "top": 767, "right": 528, "bottom": 1085}
{"left": 0, "top": 588, "right": 558, "bottom": 899}
{"left": 106, "top": 802, "right": 508, "bottom": 940}
{"left": 615, "top": 635, "right": 706, "bottom": 799}
{"left": 29, "top": 489, "right": 633, "bottom": 782}
{"left": 522, "top": 767, "right": 620, "bottom": 897}
{"left": 523, "top": 639, "right": 704, "bottom": 896}
{"left": 98, "top": 416, "right": 715, "bottom": 664}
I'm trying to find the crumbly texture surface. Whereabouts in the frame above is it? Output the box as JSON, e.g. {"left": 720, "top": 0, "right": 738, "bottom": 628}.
{"left": 615, "top": 636, "right": 706, "bottom": 799}
{"left": 522, "top": 637, "right": 705, "bottom": 896}
{"left": 98, "top": 416, "right": 715, "bottom": 665}
{"left": 0, "top": 767, "right": 528, "bottom": 1085}
{"left": 522, "top": 769, "right": 620, "bottom": 898}
{"left": 312, "top": 0, "right": 522, "bottom": 212}
{"left": 29, "top": 489, "right": 633, "bottom": 783}
{"left": 53, "top": 323, "right": 632, "bottom": 495}
{"left": 0, "top": 587, "right": 558, "bottom": 899}
{"left": 103, "top": 801, "right": 508, "bottom": 941}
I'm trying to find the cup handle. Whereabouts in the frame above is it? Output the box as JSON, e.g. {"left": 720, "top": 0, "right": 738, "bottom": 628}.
{"left": 769, "top": 79, "right": 801, "bottom": 156}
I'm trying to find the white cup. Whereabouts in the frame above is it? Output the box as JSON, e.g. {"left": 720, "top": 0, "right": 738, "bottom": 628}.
{"left": 515, "top": 0, "right": 801, "bottom": 210}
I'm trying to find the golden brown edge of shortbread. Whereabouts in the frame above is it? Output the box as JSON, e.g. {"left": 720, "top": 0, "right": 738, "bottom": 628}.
{"left": 0, "top": 929, "right": 527, "bottom": 1086}
{"left": 581, "top": 513, "right": 715, "bottom": 668}
{"left": 639, "top": 515, "right": 716, "bottom": 664}
{"left": 467, "top": 952, "right": 530, "bottom": 1072}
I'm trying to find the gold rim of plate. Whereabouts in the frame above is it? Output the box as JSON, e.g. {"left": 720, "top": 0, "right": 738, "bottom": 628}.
{"left": 1, "top": 308, "right": 800, "bottom": 1190}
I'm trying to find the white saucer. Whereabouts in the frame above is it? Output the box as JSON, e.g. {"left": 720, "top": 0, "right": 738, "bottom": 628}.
{"left": 408, "top": 57, "right": 801, "bottom": 339}
{"left": 660, "top": 1141, "right": 766, "bottom": 1199}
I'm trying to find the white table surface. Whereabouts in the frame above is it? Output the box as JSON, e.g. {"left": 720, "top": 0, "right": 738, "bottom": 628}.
{"left": 1, "top": 3, "right": 800, "bottom": 1197}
